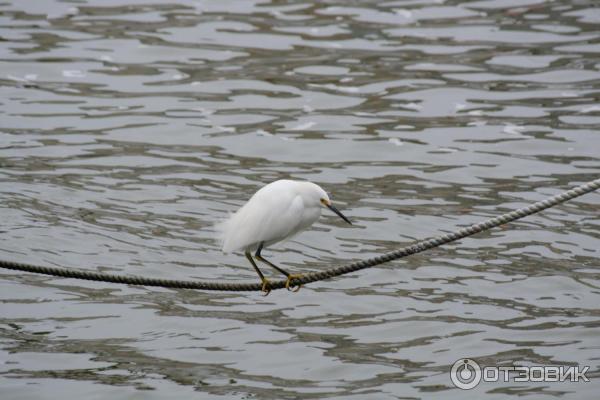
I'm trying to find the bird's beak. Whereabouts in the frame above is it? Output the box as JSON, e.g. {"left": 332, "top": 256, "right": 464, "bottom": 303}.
{"left": 326, "top": 203, "right": 352, "bottom": 225}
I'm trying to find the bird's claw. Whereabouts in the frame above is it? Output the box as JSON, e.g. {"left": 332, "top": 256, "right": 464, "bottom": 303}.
{"left": 285, "top": 274, "right": 303, "bottom": 292}
{"left": 260, "top": 278, "right": 272, "bottom": 296}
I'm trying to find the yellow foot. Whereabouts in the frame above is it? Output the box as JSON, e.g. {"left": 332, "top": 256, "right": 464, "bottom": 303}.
{"left": 285, "top": 274, "right": 303, "bottom": 292}
{"left": 260, "top": 278, "right": 272, "bottom": 296}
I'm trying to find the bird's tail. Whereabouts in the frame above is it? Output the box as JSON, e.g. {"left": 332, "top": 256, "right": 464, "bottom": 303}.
{"left": 215, "top": 210, "right": 245, "bottom": 253}
{"left": 213, "top": 218, "right": 230, "bottom": 252}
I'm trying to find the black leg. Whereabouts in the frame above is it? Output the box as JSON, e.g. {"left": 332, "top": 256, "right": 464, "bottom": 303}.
{"left": 245, "top": 251, "right": 270, "bottom": 295}
{"left": 255, "top": 242, "right": 290, "bottom": 278}
{"left": 255, "top": 242, "right": 303, "bottom": 292}
{"left": 245, "top": 251, "right": 266, "bottom": 280}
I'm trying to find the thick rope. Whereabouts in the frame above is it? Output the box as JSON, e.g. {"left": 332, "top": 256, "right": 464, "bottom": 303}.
{"left": 1, "top": 178, "right": 598, "bottom": 291}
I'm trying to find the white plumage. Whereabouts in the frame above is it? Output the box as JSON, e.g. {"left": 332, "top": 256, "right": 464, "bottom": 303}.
{"left": 216, "top": 179, "right": 351, "bottom": 294}
{"left": 218, "top": 180, "right": 324, "bottom": 253}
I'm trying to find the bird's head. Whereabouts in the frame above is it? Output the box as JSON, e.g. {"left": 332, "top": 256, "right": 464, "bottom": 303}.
{"left": 314, "top": 188, "right": 352, "bottom": 226}
{"left": 298, "top": 181, "right": 352, "bottom": 225}
{"left": 320, "top": 197, "right": 352, "bottom": 225}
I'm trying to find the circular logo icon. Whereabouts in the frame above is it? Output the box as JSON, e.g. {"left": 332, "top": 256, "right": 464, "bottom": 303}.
{"left": 450, "top": 358, "right": 482, "bottom": 390}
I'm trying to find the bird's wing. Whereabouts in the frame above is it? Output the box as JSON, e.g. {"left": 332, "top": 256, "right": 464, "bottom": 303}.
{"left": 256, "top": 194, "right": 305, "bottom": 245}
{"left": 220, "top": 191, "right": 304, "bottom": 253}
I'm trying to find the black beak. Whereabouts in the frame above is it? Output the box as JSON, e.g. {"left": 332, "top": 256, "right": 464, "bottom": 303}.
{"left": 326, "top": 203, "right": 352, "bottom": 225}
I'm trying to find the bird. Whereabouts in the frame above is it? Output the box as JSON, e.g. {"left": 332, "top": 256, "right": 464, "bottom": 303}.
{"left": 216, "top": 179, "right": 352, "bottom": 294}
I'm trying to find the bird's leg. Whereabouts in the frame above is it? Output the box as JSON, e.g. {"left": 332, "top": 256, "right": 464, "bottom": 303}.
{"left": 255, "top": 243, "right": 303, "bottom": 292}
{"left": 245, "top": 251, "right": 271, "bottom": 295}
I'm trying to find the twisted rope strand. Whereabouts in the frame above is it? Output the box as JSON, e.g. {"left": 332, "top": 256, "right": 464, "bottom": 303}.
{"left": 1, "top": 178, "right": 598, "bottom": 291}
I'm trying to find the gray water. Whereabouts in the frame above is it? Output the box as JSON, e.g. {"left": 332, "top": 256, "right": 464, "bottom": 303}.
{"left": 1, "top": 0, "right": 599, "bottom": 398}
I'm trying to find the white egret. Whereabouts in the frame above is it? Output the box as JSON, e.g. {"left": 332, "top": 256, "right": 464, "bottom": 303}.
{"left": 217, "top": 179, "right": 352, "bottom": 294}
